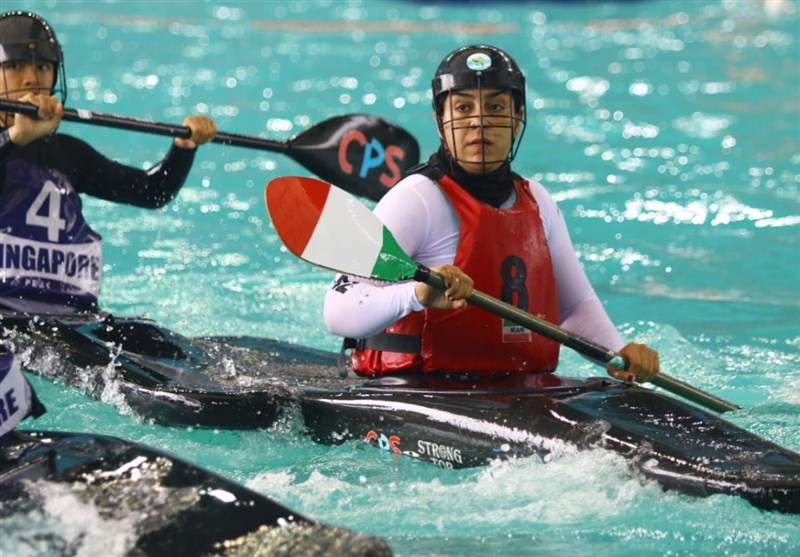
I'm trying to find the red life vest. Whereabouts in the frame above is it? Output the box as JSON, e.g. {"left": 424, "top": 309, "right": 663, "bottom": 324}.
{"left": 349, "top": 175, "right": 560, "bottom": 376}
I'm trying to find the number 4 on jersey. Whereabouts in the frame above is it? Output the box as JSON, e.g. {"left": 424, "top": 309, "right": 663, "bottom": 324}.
{"left": 26, "top": 181, "right": 66, "bottom": 242}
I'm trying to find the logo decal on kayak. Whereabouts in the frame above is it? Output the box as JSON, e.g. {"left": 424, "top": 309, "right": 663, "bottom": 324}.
{"left": 417, "top": 439, "right": 463, "bottom": 469}
{"left": 365, "top": 430, "right": 401, "bottom": 454}
{"left": 365, "top": 432, "right": 464, "bottom": 469}
{"left": 338, "top": 131, "right": 408, "bottom": 188}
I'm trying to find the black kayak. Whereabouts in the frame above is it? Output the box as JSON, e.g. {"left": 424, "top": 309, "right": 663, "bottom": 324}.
{"left": 3, "top": 311, "right": 800, "bottom": 514}
{"left": 0, "top": 429, "right": 392, "bottom": 556}
{"left": 299, "top": 373, "right": 800, "bottom": 515}
{"left": 1, "top": 310, "right": 352, "bottom": 428}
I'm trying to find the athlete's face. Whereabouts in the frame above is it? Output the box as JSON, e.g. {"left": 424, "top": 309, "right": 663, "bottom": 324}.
{"left": 0, "top": 59, "right": 55, "bottom": 126}
{"left": 438, "top": 87, "right": 523, "bottom": 174}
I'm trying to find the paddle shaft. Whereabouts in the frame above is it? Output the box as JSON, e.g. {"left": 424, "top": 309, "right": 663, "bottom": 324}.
{"left": 0, "top": 99, "right": 288, "bottom": 152}
{"left": 415, "top": 266, "right": 741, "bottom": 413}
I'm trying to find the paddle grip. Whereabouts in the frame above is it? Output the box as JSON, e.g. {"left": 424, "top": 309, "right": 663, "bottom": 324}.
{"left": 414, "top": 265, "right": 447, "bottom": 290}
{"left": 0, "top": 99, "right": 297, "bottom": 151}
{"left": 0, "top": 99, "right": 194, "bottom": 139}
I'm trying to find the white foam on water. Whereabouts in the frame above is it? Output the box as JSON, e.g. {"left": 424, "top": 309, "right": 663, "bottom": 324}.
{"left": 1, "top": 481, "right": 138, "bottom": 557}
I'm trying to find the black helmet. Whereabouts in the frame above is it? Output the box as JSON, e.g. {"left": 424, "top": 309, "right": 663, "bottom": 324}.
{"left": 0, "top": 11, "right": 66, "bottom": 102}
{"left": 432, "top": 45, "right": 527, "bottom": 170}
{"left": 432, "top": 44, "right": 525, "bottom": 114}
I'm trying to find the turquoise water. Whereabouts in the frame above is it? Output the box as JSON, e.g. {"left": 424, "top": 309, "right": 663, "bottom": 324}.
{"left": 4, "top": 0, "right": 800, "bottom": 555}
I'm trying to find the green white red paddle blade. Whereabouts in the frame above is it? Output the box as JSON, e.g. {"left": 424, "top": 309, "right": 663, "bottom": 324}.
{"left": 265, "top": 176, "right": 418, "bottom": 281}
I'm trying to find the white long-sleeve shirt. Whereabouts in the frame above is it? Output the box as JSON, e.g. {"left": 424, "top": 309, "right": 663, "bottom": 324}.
{"left": 323, "top": 173, "right": 624, "bottom": 354}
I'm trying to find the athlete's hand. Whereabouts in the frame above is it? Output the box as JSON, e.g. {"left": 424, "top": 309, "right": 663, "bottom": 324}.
{"left": 607, "top": 342, "right": 660, "bottom": 383}
{"left": 6, "top": 93, "right": 62, "bottom": 146}
{"left": 174, "top": 114, "right": 217, "bottom": 149}
{"left": 415, "top": 264, "right": 474, "bottom": 311}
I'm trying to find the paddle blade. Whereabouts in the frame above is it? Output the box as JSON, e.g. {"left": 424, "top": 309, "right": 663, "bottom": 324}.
{"left": 0, "top": 100, "right": 417, "bottom": 202}
{"left": 286, "top": 115, "right": 419, "bottom": 202}
{"left": 265, "top": 176, "right": 418, "bottom": 281}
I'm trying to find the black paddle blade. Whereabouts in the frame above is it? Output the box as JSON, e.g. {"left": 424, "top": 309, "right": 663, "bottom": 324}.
{"left": 0, "top": 100, "right": 419, "bottom": 201}
{"left": 287, "top": 114, "right": 420, "bottom": 201}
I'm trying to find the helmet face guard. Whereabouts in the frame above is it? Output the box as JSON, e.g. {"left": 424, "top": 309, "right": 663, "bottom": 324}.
{"left": 432, "top": 45, "right": 526, "bottom": 173}
{"left": 0, "top": 11, "right": 67, "bottom": 105}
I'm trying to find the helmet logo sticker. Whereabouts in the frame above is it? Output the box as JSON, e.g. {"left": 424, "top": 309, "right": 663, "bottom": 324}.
{"left": 466, "top": 53, "right": 491, "bottom": 71}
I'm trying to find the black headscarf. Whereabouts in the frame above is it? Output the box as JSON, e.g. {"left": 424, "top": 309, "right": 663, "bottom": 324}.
{"left": 427, "top": 146, "right": 514, "bottom": 208}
